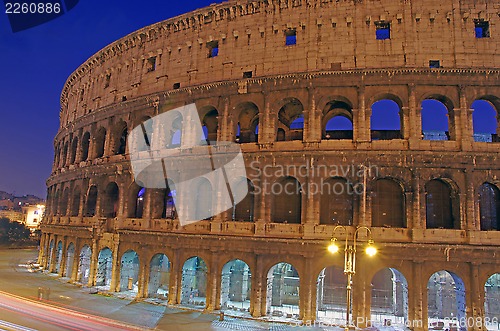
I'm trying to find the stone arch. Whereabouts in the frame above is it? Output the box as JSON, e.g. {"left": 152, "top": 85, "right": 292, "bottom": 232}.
{"left": 55, "top": 240, "right": 63, "bottom": 273}
{"left": 272, "top": 177, "right": 302, "bottom": 224}
{"left": 472, "top": 99, "right": 499, "bottom": 142}
{"left": 94, "top": 127, "right": 106, "bottom": 158}
{"left": 162, "top": 181, "right": 177, "bottom": 219}
{"left": 61, "top": 140, "right": 69, "bottom": 167}
{"left": 425, "top": 178, "right": 460, "bottom": 229}
{"left": 80, "top": 131, "right": 90, "bottom": 161}
{"left": 199, "top": 106, "right": 219, "bottom": 143}
{"left": 65, "top": 242, "right": 75, "bottom": 278}
{"left": 180, "top": 256, "right": 208, "bottom": 308}
{"left": 189, "top": 177, "right": 213, "bottom": 220}
{"left": 316, "top": 265, "right": 346, "bottom": 322}
{"left": 370, "top": 268, "right": 409, "bottom": 326}
{"left": 229, "top": 178, "right": 255, "bottom": 222}
{"left": 77, "top": 245, "right": 92, "bottom": 284}
{"left": 126, "top": 182, "right": 145, "bottom": 218}
{"left": 70, "top": 186, "right": 81, "bottom": 217}
{"left": 119, "top": 250, "right": 140, "bottom": 293}
{"left": 370, "top": 98, "right": 403, "bottom": 140}
{"left": 102, "top": 182, "right": 119, "bottom": 218}
{"left": 421, "top": 96, "right": 455, "bottom": 141}
{"left": 266, "top": 262, "right": 300, "bottom": 318}
{"left": 427, "top": 270, "right": 466, "bottom": 327}
{"left": 70, "top": 136, "right": 78, "bottom": 164}
{"left": 84, "top": 185, "right": 98, "bottom": 217}
{"left": 59, "top": 187, "right": 70, "bottom": 216}
{"left": 96, "top": 247, "right": 113, "bottom": 287}
{"left": 484, "top": 273, "right": 500, "bottom": 321}
{"left": 276, "top": 97, "right": 304, "bottom": 141}
{"left": 478, "top": 182, "right": 500, "bottom": 231}
{"left": 322, "top": 100, "right": 353, "bottom": 140}
{"left": 220, "top": 259, "right": 252, "bottom": 314}
{"left": 148, "top": 253, "right": 171, "bottom": 298}
{"left": 112, "top": 120, "right": 128, "bottom": 155}
{"left": 372, "top": 178, "right": 406, "bottom": 228}
{"left": 235, "top": 102, "right": 259, "bottom": 143}
{"left": 320, "top": 177, "right": 353, "bottom": 225}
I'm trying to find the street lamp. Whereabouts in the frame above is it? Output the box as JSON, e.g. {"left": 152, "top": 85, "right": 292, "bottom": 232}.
{"left": 327, "top": 225, "right": 377, "bottom": 331}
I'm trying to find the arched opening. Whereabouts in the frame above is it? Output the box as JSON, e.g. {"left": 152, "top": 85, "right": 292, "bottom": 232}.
{"left": 190, "top": 178, "right": 212, "bottom": 221}
{"left": 160, "top": 112, "right": 183, "bottom": 148}
{"left": 427, "top": 271, "right": 466, "bottom": 330}
{"left": 115, "top": 125, "right": 128, "bottom": 155}
{"left": 135, "top": 188, "right": 145, "bottom": 218}
{"left": 472, "top": 100, "right": 498, "bottom": 142}
{"left": 370, "top": 99, "right": 402, "bottom": 140}
{"left": 77, "top": 245, "right": 92, "bottom": 285}
{"left": 162, "top": 185, "right": 177, "bottom": 219}
{"left": 59, "top": 188, "right": 69, "bottom": 216}
{"left": 47, "top": 239, "right": 54, "bottom": 270}
{"left": 119, "top": 250, "right": 140, "bottom": 293}
{"left": 220, "top": 259, "right": 251, "bottom": 314}
{"left": 70, "top": 187, "right": 81, "bottom": 217}
{"left": 478, "top": 183, "right": 500, "bottom": 231}
{"left": 180, "top": 257, "right": 208, "bottom": 308}
{"left": 52, "top": 189, "right": 60, "bottom": 216}
{"left": 81, "top": 132, "right": 90, "bottom": 161}
{"left": 320, "top": 178, "right": 353, "bottom": 225}
{"left": 102, "top": 182, "right": 119, "bottom": 218}
{"left": 266, "top": 262, "right": 300, "bottom": 318}
{"left": 94, "top": 127, "right": 106, "bottom": 158}
{"left": 96, "top": 247, "right": 113, "bottom": 288}
{"left": 273, "top": 177, "right": 302, "bottom": 223}
{"left": 201, "top": 107, "right": 219, "bottom": 143}
{"left": 65, "top": 243, "right": 75, "bottom": 278}
{"left": 84, "top": 185, "right": 98, "bottom": 217}
{"left": 421, "top": 99, "right": 453, "bottom": 141}
{"left": 70, "top": 137, "right": 78, "bottom": 164}
{"left": 60, "top": 141, "right": 68, "bottom": 167}
{"left": 425, "top": 179, "right": 457, "bottom": 229}
{"left": 316, "top": 265, "right": 347, "bottom": 323}
{"left": 372, "top": 179, "right": 405, "bottom": 228}
{"left": 230, "top": 179, "right": 254, "bottom": 222}
{"left": 55, "top": 241, "right": 63, "bottom": 273}
{"left": 148, "top": 254, "right": 170, "bottom": 299}
{"left": 485, "top": 274, "right": 500, "bottom": 323}
{"left": 236, "top": 102, "right": 259, "bottom": 143}
{"left": 134, "top": 116, "right": 152, "bottom": 153}
{"left": 322, "top": 101, "right": 353, "bottom": 140}
{"left": 370, "top": 268, "right": 409, "bottom": 327}
{"left": 277, "top": 98, "right": 304, "bottom": 141}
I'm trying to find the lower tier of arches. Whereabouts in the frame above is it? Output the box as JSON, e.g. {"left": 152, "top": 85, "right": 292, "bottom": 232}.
{"left": 38, "top": 228, "right": 500, "bottom": 331}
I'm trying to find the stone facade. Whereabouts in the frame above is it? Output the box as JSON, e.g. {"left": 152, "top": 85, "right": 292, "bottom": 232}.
{"left": 40, "top": 0, "right": 500, "bottom": 330}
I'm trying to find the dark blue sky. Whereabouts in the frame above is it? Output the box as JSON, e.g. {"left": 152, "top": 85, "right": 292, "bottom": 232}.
{"left": 0, "top": 0, "right": 214, "bottom": 198}
{"left": 0, "top": 1, "right": 495, "bottom": 198}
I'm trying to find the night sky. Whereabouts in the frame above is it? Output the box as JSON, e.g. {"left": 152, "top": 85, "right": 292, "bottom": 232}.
{"left": 0, "top": 0, "right": 495, "bottom": 199}
{"left": 0, "top": 0, "right": 214, "bottom": 198}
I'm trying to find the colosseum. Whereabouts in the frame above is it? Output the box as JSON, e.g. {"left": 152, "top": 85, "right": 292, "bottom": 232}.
{"left": 39, "top": 0, "right": 500, "bottom": 330}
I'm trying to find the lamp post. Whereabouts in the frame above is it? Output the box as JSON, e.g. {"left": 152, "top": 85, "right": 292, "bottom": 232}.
{"left": 327, "top": 225, "right": 377, "bottom": 331}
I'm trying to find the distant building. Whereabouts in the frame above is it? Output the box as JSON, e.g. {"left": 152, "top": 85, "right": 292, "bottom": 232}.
{"left": 22, "top": 205, "right": 45, "bottom": 232}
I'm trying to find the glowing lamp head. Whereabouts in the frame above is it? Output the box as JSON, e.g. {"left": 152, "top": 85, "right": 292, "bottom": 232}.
{"left": 365, "top": 240, "right": 377, "bottom": 257}
{"left": 328, "top": 238, "right": 340, "bottom": 254}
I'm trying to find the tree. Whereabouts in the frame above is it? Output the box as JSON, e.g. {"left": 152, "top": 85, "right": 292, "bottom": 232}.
{"left": 0, "top": 218, "right": 31, "bottom": 244}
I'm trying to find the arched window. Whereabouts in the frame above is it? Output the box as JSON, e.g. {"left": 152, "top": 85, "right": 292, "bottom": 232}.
{"left": 426, "top": 179, "right": 456, "bottom": 229}
{"left": 478, "top": 183, "right": 500, "bottom": 231}
{"left": 277, "top": 98, "right": 304, "bottom": 141}
{"left": 70, "top": 137, "right": 78, "bottom": 164}
{"left": 60, "top": 141, "right": 69, "bottom": 167}
{"left": 201, "top": 107, "right": 219, "bottom": 143}
{"left": 116, "top": 126, "right": 127, "bottom": 155}
{"left": 84, "top": 186, "right": 98, "bottom": 217}
{"left": 59, "top": 188, "right": 69, "bottom": 216}
{"left": 472, "top": 100, "right": 498, "bottom": 142}
{"left": 190, "top": 178, "right": 212, "bottom": 220}
{"left": 372, "top": 179, "right": 405, "bottom": 227}
{"left": 273, "top": 177, "right": 301, "bottom": 223}
{"left": 231, "top": 179, "right": 254, "bottom": 221}
{"left": 322, "top": 100, "right": 353, "bottom": 140}
{"left": 81, "top": 132, "right": 90, "bottom": 161}
{"left": 370, "top": 99, "right": 402, "bottom": 140}
{"left": 320, "top": 178, "right": 353, "bottom": 225}
{"left": 95, "top": 127, "right": 106, "bottom": 158}
{"left": 236, "top": 102, "right": 259, "bottom": 143}
{"left": 162, "top": 187, "right": 176, "bottom": 219}
{"left": 102, "top": 182, "right": 119, "bottom": 218}
{"left": 135, "top": 188, "right": 145, "bottom": 218}
{"left": 421, "top": 98, "right": 453, "bottom": 141}
{"left": 70, "top": 188, "right": 81, "bottom": 217}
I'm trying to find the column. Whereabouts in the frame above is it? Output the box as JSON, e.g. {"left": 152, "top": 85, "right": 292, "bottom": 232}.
{"left": 408, "top": 84, "right": 421, "bottom": 148}
{"left": 70, "top": 238, "right": 80, "bottom": 282}
{"left": 88, "top": 238, "right": 99, "bottom": 286}
{"left": 206, "top": 257, "right": 219, "bottom": 311}
{"left": 410, "top": 261, "right": 426, "bottom": 331}
{"left": 469, "top": 263, "right": 485, "bottom": 331}
{"left": 356, "top": 87, "right": 370, "bottom": 143}
{"left": 109, "top": 239, "right": 121, "bottom": 292}
{"left": 459, "top": 85, "right": 473, "bottom": 151}
{"left": 300, "top": 259, "right": 316, "bottom": 322}
{"left": 251, "top": 256, "right": 265, "bottom": 317}
{"left": 59, "top": 237, "right": 68, "bottom": 277}
{"left": 137, "top": 255, "right": 148, "bottom": 299}
{"left": 169, "top": 249, "right": 181, "bottom": 305}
